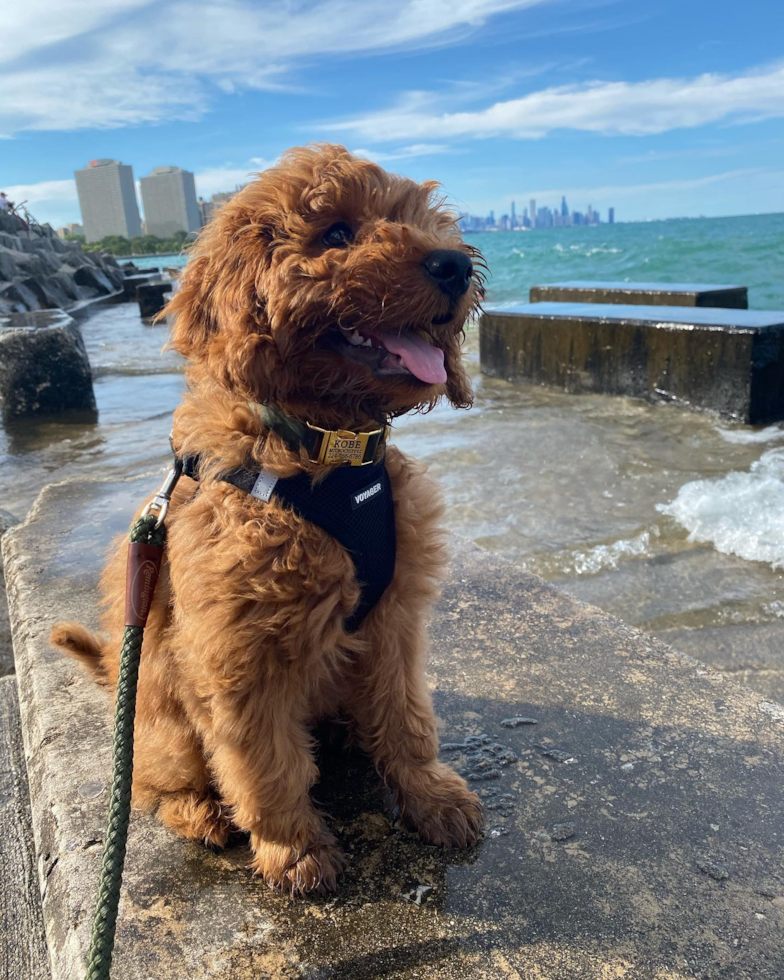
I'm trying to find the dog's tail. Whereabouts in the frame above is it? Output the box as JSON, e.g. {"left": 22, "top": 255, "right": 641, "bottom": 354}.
{"left": 50, "top": 622, "right": 110, "bottom": 686}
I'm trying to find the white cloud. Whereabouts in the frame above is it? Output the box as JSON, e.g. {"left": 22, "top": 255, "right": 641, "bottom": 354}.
{"left": 615, "top": 146, "right": 740, "bottom": 166}
{"left": 2, "top": 178, "right": 79, "bottom": 228}
{"left": 351, "top": 144, "right": 454, "bottom": 162}
{"left": 327, "top": 62, "right": 784, "bottom": 142}
{"left": 0, "top": 0, "right": 554, "bottom": 134}
{"left": 193, "top": 158, "right": 275, "bottom": 199}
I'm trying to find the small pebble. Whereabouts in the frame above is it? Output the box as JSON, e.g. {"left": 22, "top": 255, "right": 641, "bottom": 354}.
{"left": 696, "top": 857, "right": 730, "bottom": 881}
{"left": 550, "top": 822, "right": 576, "bottom": 841}
{"left": 538, "top": 746, "right": 577, "bottom": 764}
{"left": 500, "top": 717, "right": 538, "bottom": 728}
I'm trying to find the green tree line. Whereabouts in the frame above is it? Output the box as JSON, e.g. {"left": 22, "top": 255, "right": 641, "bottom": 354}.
{"left": 65, "top": 230, "right": 192, "bottom": 256}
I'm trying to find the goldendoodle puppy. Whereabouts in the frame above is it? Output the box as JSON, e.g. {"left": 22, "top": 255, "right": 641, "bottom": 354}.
{"left": 52, "top": 143, "right": 485, "bottom": 894}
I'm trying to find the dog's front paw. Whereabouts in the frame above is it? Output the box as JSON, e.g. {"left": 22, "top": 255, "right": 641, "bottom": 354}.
{"left": 250, "top": 833, "right": 345, "bottom": 895}
{"left": 396, "top": 762, "right": 484, "bottom": 848}
{"left": 157, "top": 790, "right": 232, "bottom": 850}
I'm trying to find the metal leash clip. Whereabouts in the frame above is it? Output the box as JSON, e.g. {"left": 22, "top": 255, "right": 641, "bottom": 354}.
{"left": 141, "top": 457, "right": 184, "bottom": 528}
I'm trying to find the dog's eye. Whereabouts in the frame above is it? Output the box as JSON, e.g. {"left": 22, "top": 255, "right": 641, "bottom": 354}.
{"left": 322, "top": 222, "right": 354, "bottom": 249}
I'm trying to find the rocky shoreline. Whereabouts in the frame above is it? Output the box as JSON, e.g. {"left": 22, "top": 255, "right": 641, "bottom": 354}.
{"left": 0, "top": 210, "right": 124, "bottom": 314}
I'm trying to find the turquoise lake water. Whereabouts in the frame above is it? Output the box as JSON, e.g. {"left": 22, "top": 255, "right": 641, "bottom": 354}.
{"left": 133, "top": 212, "right": 784, "bottom": 309}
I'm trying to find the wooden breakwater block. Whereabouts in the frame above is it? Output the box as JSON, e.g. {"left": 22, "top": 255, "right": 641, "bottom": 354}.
{"left": 3, "top": 474, "right": 784, "bottom": 979}
{"left": 480, "top": 302, "right": 784, "bottom": 423}
{"left": 530, "top": 281, "right": 748, "bottom": 309}
{"left": 0, "top": 309, "right": 97, "bottom": 423}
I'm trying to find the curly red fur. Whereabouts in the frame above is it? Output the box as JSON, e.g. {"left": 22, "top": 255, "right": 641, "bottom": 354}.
{"left": 52, "top": 144, "right": 484, "bottom": 894}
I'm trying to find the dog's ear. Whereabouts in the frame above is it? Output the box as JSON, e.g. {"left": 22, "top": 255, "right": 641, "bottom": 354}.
{"left": 444, "top": 341, "right": 473, "bottom": 410}
{"left": 163, "top": 254, "right": 218, "bottom": 358}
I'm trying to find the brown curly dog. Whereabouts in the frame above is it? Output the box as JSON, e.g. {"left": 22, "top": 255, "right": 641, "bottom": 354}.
{"left": 51, "top": 143, "right": 485, "bottom": 894}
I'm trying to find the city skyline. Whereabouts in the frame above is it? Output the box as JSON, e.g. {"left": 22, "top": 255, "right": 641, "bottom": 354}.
{"left": 461, "top": 196, "right": 615, "bottom": 232}
{"left": 3, "top": 1, "right": 783, "bottom": 228}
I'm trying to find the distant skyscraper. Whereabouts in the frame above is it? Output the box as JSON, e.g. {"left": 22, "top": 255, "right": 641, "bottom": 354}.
{"left": 510, "top": 201, "right": 516, "bottom": 228}
{"left": 74, "top": 159, "right": 142, "bottom": 242}
{"left": 56, "top": 222, "right": 83, "bottom": 239}
{"left": 608, "top": 207, "right": 615, "bottom": 224}
{"left": 140, "top": 166, "right": 201, "bottom": 238}
{"left": 529, "top": 198, "right": 536, "bottom": 228}
{"left": 561, "top": 196, "right": 569, "bottom": 218}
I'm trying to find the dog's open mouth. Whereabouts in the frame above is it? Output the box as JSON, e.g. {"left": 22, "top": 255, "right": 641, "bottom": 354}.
{"left": 335, "top": 327, "right": 447, "bottom": 385}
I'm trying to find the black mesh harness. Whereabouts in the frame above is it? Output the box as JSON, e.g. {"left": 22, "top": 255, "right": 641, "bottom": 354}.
{"left": 177, "top": 413, "right": 396, "bottom": 632}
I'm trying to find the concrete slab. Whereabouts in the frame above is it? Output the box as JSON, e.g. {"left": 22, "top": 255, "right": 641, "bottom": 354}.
{"left": 4, "top": 475, "right": 784, "bottom": 979}
{"left": 0, "top": 676, "right": 50, "bottom": 979}
{"left": 0, "top": 509, "right": 20, "bottom": 676}
{"left": 480, "top": 303, "right": 784, "bottom": 423}
{"left": 530, "top": 282, "right": 748, "bottom": 309}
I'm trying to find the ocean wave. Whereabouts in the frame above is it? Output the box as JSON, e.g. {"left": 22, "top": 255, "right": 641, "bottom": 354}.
{"left": 657, "top": 447, "right": 784, "bottom": 569}
{"left": 563, "top": 528, "right": 657, "bottom": 575}
{"left": 715, "top": 423, "right": 784, "bottom": 445}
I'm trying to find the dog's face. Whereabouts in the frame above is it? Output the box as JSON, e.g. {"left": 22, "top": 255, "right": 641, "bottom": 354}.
{"left": 168, "top": 144, "right": 484, "bottom": 421}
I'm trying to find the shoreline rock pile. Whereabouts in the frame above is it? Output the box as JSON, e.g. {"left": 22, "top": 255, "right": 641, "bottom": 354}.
{"left": 0, "top": 210, "right": 124, "bottom": 314}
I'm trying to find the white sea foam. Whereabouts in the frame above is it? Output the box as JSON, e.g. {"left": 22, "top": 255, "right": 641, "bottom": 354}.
{"left": 657, "top": 448, "right": 784, "bottom": 569}
{"left": 715, "top": 423, "right": 784, "bottom": 445}
{"left": 569, "top": 529, "right": 656, "bottom": 575}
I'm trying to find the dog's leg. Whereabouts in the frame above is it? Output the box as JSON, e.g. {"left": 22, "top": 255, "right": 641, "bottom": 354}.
{"left": 206, "top": 686, "right": 345, "bottom": 894}
{"left": 347, "top": 605, "right": 484, "bottom": 848}
{"left": 132, "top": 699, "right": 231, "bottom": 850}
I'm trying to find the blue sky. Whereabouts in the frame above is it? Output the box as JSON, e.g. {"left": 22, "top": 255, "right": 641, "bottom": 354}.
{"left": 3, "top": 0, "right": 784, "bottom": 228}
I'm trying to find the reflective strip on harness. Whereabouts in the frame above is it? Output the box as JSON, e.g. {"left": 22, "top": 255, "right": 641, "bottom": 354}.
{"left": 250, "top": 469, "right": 279, "bottom": 502}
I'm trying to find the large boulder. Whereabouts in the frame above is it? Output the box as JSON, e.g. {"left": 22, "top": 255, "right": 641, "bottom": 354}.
{"left": 0, "top": 310, "right": 97, "bottom": 422}
{"left": 73, "top": 265, "right": 115, "bottom": 296}
{"left": 20, "top": 275, "right": 71, "bottom": 310}
{"left": 0, "top": 282, "right": 41, "bottom": 312}
{"left": 0, "top": 248, "right": 17, "bottom": 282}
{"left": 52, "top": 271, "right": 83, "bottom": 302}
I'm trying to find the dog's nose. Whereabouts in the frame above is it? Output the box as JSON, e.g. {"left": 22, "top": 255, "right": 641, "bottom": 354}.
{"left": 422, "top": 249, "right": 473, "bottom": 300}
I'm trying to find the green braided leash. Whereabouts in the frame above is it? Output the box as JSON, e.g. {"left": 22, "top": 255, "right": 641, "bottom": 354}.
{"left": 85, "top": 513, "right": 166, "bottom": 980}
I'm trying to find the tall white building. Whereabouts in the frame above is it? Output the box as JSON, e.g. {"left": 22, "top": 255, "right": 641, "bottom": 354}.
{"left": 74, "top": 159, "right": 142, "bottom": 243}
{"left": 140, "top": 166, "right": 201, "bottom": 238}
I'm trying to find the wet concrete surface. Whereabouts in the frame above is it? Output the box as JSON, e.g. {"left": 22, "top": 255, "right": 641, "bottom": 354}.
{"left": 529, "top": 282, "right": 748, "bottom": 309}
{"left": 480, "top": 303, "right": 784, "bottom": 423}
{"left": 4, "top": 475, "right": 784, "bottom": 979}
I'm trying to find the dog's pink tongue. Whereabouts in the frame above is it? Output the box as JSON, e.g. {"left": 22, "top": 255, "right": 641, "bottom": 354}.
{"left": 367, "top": 330, "right": 447, "bottom": 384}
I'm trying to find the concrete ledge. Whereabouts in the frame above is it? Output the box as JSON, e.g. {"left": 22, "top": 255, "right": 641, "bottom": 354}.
{"left": 530, "top": 281, "right": 748, "bottom": 308}
{"left": 4, "top": 476, "right": 784, "bottom": 979}
{"left": 0, "top": 676, "right": 50, "bottom": 979}
{"left": 0, "top": 508, "right": 20, "bottom": 676}
{"left": 480, "top": 302, "right": 784, "bottom": 423}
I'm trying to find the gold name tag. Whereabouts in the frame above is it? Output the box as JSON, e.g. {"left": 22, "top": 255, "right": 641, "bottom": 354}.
{"left": 318, "top": 429, "right": 371, "bottom": 466}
